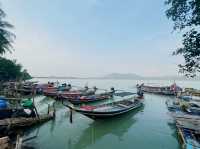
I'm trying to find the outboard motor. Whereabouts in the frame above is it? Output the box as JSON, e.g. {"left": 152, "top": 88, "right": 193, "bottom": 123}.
{"left": 84, "top": 86, "right": 89, "bottom": 92}
{"left": 110, "top": 87, "right": 115, "bottom": 93}
{"left": 93, "top": 86, "right": 98, "bottom": 92}
{"left": 109, "top": 87, "right": 115, "bottom": 97}
{"left": 85, "top": 86, "right": 97, "bottom": 95}
{"left": 62, "top": 83, "right": 67, "bottom": 87}
{"left": 66, "top": 84, "right": 72, "bottom": 91}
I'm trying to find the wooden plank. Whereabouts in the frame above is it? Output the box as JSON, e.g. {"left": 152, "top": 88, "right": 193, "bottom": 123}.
{"left": 117, "top": 104, "right": 129, "bottom": 108}
{"left": 0, "top": 136, "right": 9, "bottom": 149}
{"left": 6, "top": 97, "right": 21, "bottom": 101}
{"left": 0, "top": 113, "right": 54, "bottom": 128}
{"left": 0, "top": 136, "right": 9, "bottom": 144}
{"left": 177, "top": 128, "right": 186, "bottom": 146}
{"left": 1, "top": 143, "right": 9, "bottom": 149}
{"left": 15, "top": 135, "right": 22, "bottom": 149}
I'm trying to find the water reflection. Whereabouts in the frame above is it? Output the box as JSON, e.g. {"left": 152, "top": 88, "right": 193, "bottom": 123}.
{"left": 71, "top": 106, "right": 144, "bottom": 149}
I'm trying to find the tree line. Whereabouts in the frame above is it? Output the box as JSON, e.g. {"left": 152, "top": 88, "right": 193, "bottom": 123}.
{"left": 0, "top": 6, "right": 31, "bottom": 82}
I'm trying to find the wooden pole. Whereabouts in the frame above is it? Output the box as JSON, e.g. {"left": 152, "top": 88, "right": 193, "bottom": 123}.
{"left": 0, "top": 136, "right": 9, "bottom": 149}
{"left": 32, "top": 88, "right": 40, "bottom": 119}
{"left": 53, "top": 102, "right": 56, "bottom": 118}
{"left": 47, "top": 104, "right": 50, "bottom": 114}
{"left": 34, "top": 105, "right": 40, "bottom": 119}
{"left": 70, "top": 108, "right": 73, "bottom": 123}
{"left": 15, "top": 135, "right": 22, "bottom": 149}
{"left": 32, "top": 89, "right": 35, "bottom": 105}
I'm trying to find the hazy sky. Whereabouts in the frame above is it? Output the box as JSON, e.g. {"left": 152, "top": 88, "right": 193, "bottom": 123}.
{"left": 2, "top": 0, "right": 183, "bottom": 77}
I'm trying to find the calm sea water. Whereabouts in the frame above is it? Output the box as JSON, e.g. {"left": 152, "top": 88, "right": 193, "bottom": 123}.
{"left": 23, "top": 79, "right": 200, "bottom": 149}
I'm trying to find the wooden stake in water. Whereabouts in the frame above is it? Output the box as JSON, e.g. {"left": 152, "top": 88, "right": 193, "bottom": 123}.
{"left": 32, "top": 88, "right": 40, "bottom": 119}
{"left": 15, "top": 134, "right": 22, "bottom": 149}
{"left": 70, "top": 108, "right": 73, "bottom": 123}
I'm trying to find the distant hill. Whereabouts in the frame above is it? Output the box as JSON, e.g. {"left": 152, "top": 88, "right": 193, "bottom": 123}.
{"left": 34, "top": 73, "right": 200, "bottom": 81}
{"left": 102, "top": 73, "right": 200, "bottom": 80}
{"left": 34, "top": 76, "right": 79, "bottom": 79}
{"left": 103, "top": 73, "right": 143, "bottom": 79}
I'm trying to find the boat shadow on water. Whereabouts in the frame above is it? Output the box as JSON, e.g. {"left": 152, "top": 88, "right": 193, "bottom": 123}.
{"left": 167, "top": 122, "right": 178, "bottom": 139}
{"left": 70, "top": 105, "right": 144, "bottom": 149}
{"left": 167, "top": 122, "right": 183, "bottom": 149}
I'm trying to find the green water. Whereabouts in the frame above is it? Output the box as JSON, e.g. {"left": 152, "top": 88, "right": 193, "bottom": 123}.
{"left": 23, "top": 79, "right": 200, "bottom": 149}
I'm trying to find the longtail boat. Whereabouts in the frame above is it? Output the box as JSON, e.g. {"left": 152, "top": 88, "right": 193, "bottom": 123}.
{"left": 62, "top": 87, "right": 139, "bottom": 105}
{"left": 59, "top": 86, "right": 98, "bottom": 100}
{"left": 64, "top": 96, "right": 144, "bottom": 119}
{"left": 170, "top": 112, "right": 200, "bottom": 120}
{"left": 67, "top": 94, "right": 112, "bottom": 105}
{"left": 176, "top": 119, "right": 200, "bottom": 132}
{"left": 43, "top": 89, "right": 57, "bottom": 97}
{"left": 43, "top": 83, "right": 72, "bottom": 98}
{"left": 177, "top": 127, "right": 200, "bottom": 149}
{"left": 166, "top": 99, "right": 200, "bottom": 115}
{"left": 35, "top": 82, "right": 55, "bottom": 94}
{"left": 137, "top": 83, "right": 182, "bottom": 96}
{"left": 178, "top": 95, "right": 200, "bottom": 101}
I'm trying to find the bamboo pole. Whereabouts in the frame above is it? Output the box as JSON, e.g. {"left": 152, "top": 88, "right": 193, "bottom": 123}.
{"left": 53, "top": 102, "right": 56, "bottom": 118}
{"left": 0, "top": 114, "right": 54, "bottom": 128}
{"left": 0, "top": 136, "right": 9, "bottom": 149}
{"left": 177, "top": 128, "right": 186, "bottom": 147}
{"left": 32, "top": 88, "right": 40, "bottom": 119}
{"left": 15, "top": 135, "right": 22, "bottom": 149}
{"left": 47, "top": 104, "right": 50, "bottom": 114}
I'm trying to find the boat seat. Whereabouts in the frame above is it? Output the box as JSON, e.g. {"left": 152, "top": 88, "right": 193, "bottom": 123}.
{"left": 117, "top": 104, "right": 129, "bottom": 108}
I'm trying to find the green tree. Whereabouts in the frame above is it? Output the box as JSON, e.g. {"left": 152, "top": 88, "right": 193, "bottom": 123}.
{"left": 0, "top": 57, "right": 32, "bottom": 82}
{"left": 0, "top": 7, "right": 15, "bottom": 55}
{"left": 21, "top": 69, "right": 32, "bottom": 81}
{"left": 0, "top": 57, "right": 22, "bottom": 81}
{"left": 165, "top": 0, "right": 200, "bottom": 77}
{"left": 0, "top": 6, "right": 31, "bottom": 82}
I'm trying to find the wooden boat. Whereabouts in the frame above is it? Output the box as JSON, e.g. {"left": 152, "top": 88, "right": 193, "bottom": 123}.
{"left": 181, "top": 88, "right": 200, "bottom": 97}
{"left": 37, "top": 81, "right": 70, "bottom": 93}
{"left": 67, "top": 94, "right": 112, "bottom": 105}
{"left": 166, "top": 100, "right": 200, "bottom": 115}
{"left": 0, "top": 98, "right": 37, "bottom": 120}
{"left": 0, "top": 108, "right": 37, "bottom": 120}
{"left": 59, "top": 86, "right": 98, "bottom": 100}
{"left": 176, "top": 119, "right": 200, "bottom": 132}
{"left": 178, "top": 95, "right": 200, "bottom": 102}
{"left": 0, "top": 136, "right": 12, "bottom": 149}
{"left": 177, "top": 127, "right": 200, "bottom": 149}
{"left": 61, "top": 88, "right": 138, "bottom": 105}
{"left": 43, "top": 83, "right": 72, "bottom": 97}
{"left": 64, "top": 96, "right": 144, "bottom": 119}
{"left": 170, "top": 112, "right": 200, "bottom": 121}
{"left": 44, "top": 84, "right": 92, "bottom": 99}
{"left": 35, "top": 82, "right": 55, "bottom": 94}
{"left": 14, "top": 81, "right": 38, "bottom": 95}
{"left": 0, "top": 102, "right": 55, "bottom": 136}
{"left": 43, "top": 89, "right": 58, "bottom": 98}
{"left": 137, "top": 83, "right": 182, "bottom": 96}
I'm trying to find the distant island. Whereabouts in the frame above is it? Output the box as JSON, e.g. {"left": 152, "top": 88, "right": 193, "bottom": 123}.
{"left": 34, "top": 73, "right": 200, "bottom": 81}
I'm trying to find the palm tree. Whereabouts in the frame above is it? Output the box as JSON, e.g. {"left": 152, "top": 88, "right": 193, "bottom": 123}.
{"left": 0, "top": 7, "right": 15, "bottom": 55}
